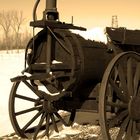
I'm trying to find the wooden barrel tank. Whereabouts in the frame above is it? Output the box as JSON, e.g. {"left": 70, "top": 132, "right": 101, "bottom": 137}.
{"left": 26, "top": 29, "right": 114, "bottom": 98}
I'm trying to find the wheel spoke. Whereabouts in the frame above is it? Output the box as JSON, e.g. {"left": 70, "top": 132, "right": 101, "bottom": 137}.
{"left": 46, "top": 114, "right": 50, "bottom": 137}
{"left": 106, "top": 84, "right": 113, "bottom": 97}
{"left": 38, "top": 113, "right": 50, "bottom": 138}
{"left": 114, "top": 67, "right": 119, "bottom": 81}
{"left": 50, "top": 113, "right": 59, "bottom": 132}
{"left": 108, "top": 110, "right": 128, "bottom": 128}
{"left": 23, "top": 80, "right": 42, "bottom": 98}
{"left": 15, "top": 94, "right": 37, "bottom": 102}
{"left": 116, "top": 116, "right": 130, "bottom": 140}
{"left": 22, "top": 110, "right": 43, "bottom": 131}
{"left": 125, "top": 119, "right": 133, "bottom": 140}
{"left": 15, "top": 106, "right": 42, "bottom": 116}
{"left": 106, "top": 101, "right": 128, "bottom": 109}
{"left": 138, "top": 87, "right": 140, "bottom": 94}
{"left": 54, "top": 112, "right": 68, "bottom": 126}
{"left": 132, "top": 121, "right": 137, "bottom": 139}
{"left": 118, "top": 64, "right": 128, "bottom": 95}
{"left": 127, "top": 58, "right": 133, "bottom": 97}
{"left": 134, "top": 63, "right": 140, "bottom": 96}
{"left": 33, "top": 112, "right": 46, "bottom": 140}
{"left": 109, "top": 78, "right": 129, "bottom": 102}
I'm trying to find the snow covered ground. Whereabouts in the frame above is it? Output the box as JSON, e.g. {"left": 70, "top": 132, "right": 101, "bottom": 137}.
{"left": 0, "top": 50, "right": 25, "bottom": 136}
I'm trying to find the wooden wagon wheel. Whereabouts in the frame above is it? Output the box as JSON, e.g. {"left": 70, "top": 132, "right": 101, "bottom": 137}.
{"left": 9, "top": 79, "right": 75, "bottom": 140}
{"left": 99, "top": 52, "right": 140, "bottom": 140}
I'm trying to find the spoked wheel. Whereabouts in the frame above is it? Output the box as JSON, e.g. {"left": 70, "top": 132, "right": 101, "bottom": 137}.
{"left": 9, "top": 79, "right": 75, "bottom": 140}
{"left": 99, "top": 52, "right": 140, "bottom": 140}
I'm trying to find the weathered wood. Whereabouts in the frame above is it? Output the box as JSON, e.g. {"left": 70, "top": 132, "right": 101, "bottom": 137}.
{"left": 106, "top": 27, "right": 140, "bottom": 45}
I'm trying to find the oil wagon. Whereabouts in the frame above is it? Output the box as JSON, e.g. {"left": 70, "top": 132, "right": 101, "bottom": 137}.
{"left": 9, "top": 0, "right": 140, "bottom": 139}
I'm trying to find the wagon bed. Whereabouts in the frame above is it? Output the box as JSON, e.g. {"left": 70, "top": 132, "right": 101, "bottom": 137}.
{"left": 106, "top": 27, "right": 140, "bottom": 46}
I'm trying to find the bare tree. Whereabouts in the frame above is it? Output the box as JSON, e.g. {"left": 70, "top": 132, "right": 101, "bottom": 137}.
{"left": 22, "top": 28, "right": 32, "bottom": 48}
{"left": 0, "top": 10, "right": 29, "bottom": 52}
{"left": 0, "top": 11, "right": 12, "bottom": 53}
{"left": 11, "top": 10, "right": 25, "bottom": 53}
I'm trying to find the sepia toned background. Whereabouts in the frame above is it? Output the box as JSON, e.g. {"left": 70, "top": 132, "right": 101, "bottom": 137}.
{"left": 0, "top": 0, "right": 140, "bottom": 29}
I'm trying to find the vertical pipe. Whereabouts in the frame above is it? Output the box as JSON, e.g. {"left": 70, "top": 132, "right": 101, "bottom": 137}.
{"left": 45, "top": 0, "right": 58, "bottom": 73}
{"left": 46, "top": 29, "right": 52, "bottom": 74}
{"left": 46, "top": 0, "right": 57, "bottom": 12}
{"left": 45, "top": 0, "right": 58, "bottom": 20}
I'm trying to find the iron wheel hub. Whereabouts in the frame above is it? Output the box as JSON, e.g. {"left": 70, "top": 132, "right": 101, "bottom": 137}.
{"left": 43, "top": 100, "right": 57, "bottom": 113}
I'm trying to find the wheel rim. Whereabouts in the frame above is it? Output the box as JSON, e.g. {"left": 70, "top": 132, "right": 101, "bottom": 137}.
{"left": 99, "top": 52, "right": 140, "bottom": 140}
{"left": 9, "top": 80, "right": 75, "bottom": 139}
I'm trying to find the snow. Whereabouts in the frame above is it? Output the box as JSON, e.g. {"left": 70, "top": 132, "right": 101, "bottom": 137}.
{"left": 0, "top": 50, "right": 25, "bottom": 136}
{"left": 71, "top": 27, "right": 107, "bottom": 43}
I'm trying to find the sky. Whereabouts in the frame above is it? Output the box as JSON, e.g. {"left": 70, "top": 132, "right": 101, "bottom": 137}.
{"left": 0, "top": 0, "right": 140, "bottom": 30}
